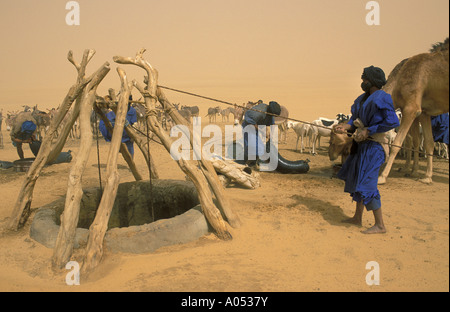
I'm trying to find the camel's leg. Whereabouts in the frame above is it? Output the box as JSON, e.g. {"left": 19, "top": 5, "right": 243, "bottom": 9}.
{"left": 378, "top": 108, "right": 420, "bottom": 184}
{"left": 400, "top": 133, "right": 412, "bottom": 172}
{"left": 408, "top": 119, "right": 421, "bottom": 178}
{"left": 295, "top": 135, "right": 300, "bottom": 151}
{"left": 417, "top": 113, "right": 434, "bottom": 184}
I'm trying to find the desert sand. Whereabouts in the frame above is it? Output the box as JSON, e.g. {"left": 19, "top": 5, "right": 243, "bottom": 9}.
{"left": 0, "top": 118, "right": 448, "bottom": 292}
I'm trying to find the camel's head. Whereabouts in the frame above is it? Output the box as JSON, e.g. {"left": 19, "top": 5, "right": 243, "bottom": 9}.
{"left": 328, "top": 128, "right": 353, "bottom": 162}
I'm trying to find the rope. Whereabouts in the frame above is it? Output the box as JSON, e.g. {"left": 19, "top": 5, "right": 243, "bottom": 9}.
{"left": 94, "top": 111, "right": 103, "bottom": 194}
{"left": 146, "top": 117, "right": 155, "bottom": 222}
{"left": 157, "top": 85, "right": 330, "bottom": 130}
{"left": 129, "top": 123, "right": 163, "bottom": 145}
{"left": 157, "top": 85, "right": 439, "bottom": 158}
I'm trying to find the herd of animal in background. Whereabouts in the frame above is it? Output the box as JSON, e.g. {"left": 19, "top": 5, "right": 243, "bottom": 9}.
{"left": 1, "top": 102, "right": 448, "bottom": 162}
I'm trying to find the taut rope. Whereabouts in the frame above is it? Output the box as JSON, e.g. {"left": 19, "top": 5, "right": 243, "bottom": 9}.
{"left": 157, "top": 85, "right": 439, "bottom": 158}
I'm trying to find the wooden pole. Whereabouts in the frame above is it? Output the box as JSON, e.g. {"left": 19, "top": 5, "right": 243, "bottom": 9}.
{"left": 82, "top": 68, "right": 132, "bottom": 273}
{"left": 7, "top": 50, "right": 107, "bottom": 231}
{"left": 93, "top": 104, "right": 143, "bottom": 181}
{"left": 99, "top": 94, "right": 158, "bottom": 179}
{"left": 114, "top": 49, "right": 233, "bottom": 240}
{"left": 156, "top": 89, "right": 241, "bottom": 228}
{"left": 52, "top": 60, "right": 110, "bottom": 269}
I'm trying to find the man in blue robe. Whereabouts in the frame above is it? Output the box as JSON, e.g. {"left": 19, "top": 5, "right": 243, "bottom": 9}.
{"left": 431, "top": 113, "right": 449, "bottom": 145}
{"left": 239, "top": 101, "right": 281, "bottom": 167}
{"left": 334, "top": 66, "right": 400, "bottom": 234}
{"left": 99, "top": 95, "right": 138, "bottom": 158}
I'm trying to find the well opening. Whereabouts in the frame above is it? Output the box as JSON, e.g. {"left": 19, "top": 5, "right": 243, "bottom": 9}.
{"left": 31, "top": 179, "right": 210, "bottom": 254}
{"left": 54, "top": 179, "right": 200, "bottom": 229}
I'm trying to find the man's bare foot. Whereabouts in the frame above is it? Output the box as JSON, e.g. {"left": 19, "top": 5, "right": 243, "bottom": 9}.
{"left": 342, "top": 217, "right": 362, "bottom": 226}
{"left": 361, "top": 225, "right": 386, "bottom": 234}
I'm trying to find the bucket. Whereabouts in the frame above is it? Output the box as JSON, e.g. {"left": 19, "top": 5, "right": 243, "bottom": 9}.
{"left": 13, "top": 158, "right": 36, "bottom": 172}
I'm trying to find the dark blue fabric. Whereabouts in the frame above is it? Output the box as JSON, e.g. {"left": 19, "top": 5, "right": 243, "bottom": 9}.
{"left": 243, "top": 103, "right": 275, "bottom": 127}
{"left": 242, "top": 104, "right": 275, "bottom": 161}
{"left": 338, "top": 90, "right": 400, "bottom": 210}
{"left": 99, "top": 106, "right": 137, "bottom": 155}
{"left": 431, "top": 113, "right": 449, "bottom": 144}
{"left": 13, "top": 122, "right": 36, "bottom": 146}
{"left": 29, "top": 141, "right": 41, "bottom": 156}
{"left": 20, "top": 121, "right": 37, "bottom": 134}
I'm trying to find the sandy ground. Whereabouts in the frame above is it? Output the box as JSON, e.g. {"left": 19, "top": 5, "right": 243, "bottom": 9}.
{"left": 0, "top": 120, "right": 448, "bottom": 293}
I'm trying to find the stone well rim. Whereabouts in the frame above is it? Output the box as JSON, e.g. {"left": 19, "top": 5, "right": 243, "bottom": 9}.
{"left": 29, "top": 179, "right": 210, "bottom": 254}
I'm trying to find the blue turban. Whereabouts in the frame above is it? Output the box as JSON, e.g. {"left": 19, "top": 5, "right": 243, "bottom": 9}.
{"left": 21, "top": 121, "right": 37, "bottom": 134}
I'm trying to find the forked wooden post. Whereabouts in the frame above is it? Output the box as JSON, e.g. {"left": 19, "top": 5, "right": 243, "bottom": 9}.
{"left": 82, "top": 68, "right": 133, "bottom": 273}
{"left": 7, "top": 50, "right": 109, "bottom": 231}
{"left": 52, "top": 59, "right": 111, "bottom": 269}
{"left": 113, "top": 49, "right": 235, "bottom": 239}
{"left": 156, "top": 89, "right": 241, "bottom": 228}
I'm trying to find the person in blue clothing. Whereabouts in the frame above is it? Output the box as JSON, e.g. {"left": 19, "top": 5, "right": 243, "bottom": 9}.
{"left": 334, "top": 66, "right": 400, "bottom": 234}
{"left": 10, "top": 112, "right": 41, "bottom": 159}
{"left": 99, "top": 95, "right": 138, "bottom": 158}
{"left": 431, "top": 113, "right": 449, "bottom": 145}
{"left": 239, "top": 100, "right": 281, "bottom": 167}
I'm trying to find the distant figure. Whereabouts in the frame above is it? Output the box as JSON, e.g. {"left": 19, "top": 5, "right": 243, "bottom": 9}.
{"left": 10, "top": 112, "right": 41, "bottom": 159}
{"left": 431, "top": 112, "right": 449, "bottom": 145}
{"left": 99, "top": 95, "right": 138, "bottom": 157}
{"left": 0, "top": 109, "right": 3, "bottom": 131}
{"left": 239, "top": 100, "right": 281, "bottom": 167}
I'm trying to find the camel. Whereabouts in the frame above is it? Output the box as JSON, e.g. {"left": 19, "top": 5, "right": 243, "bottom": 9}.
{"left": 328, "top": 129, "right": 353, "bottom": 165}
{"left": 378, "top": 42, "right": 449, "bottom": 185}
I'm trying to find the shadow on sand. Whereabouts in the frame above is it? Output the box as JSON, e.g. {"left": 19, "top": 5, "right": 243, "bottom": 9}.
{"left": 288, "top": 194, "right": 353, "bottom": 227}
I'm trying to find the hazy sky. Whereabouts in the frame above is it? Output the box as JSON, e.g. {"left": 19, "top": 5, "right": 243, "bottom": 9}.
{"left": 1, "top": 0, "right": 448, "bottom": 121}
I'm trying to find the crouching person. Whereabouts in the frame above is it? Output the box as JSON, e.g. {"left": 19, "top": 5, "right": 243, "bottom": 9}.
{"left": 10, "top": 113, "right": 41, "bottom": 159}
